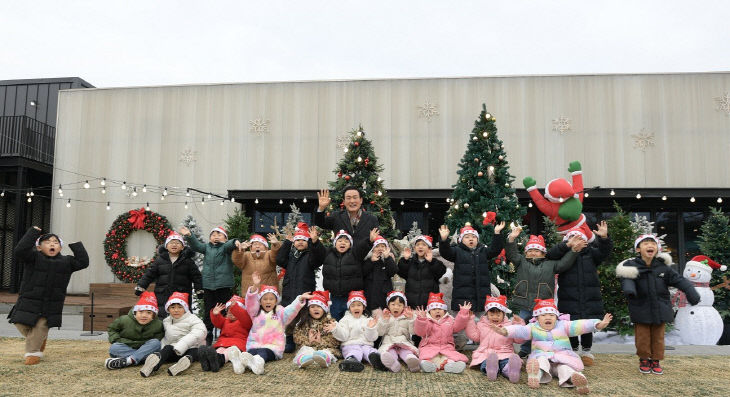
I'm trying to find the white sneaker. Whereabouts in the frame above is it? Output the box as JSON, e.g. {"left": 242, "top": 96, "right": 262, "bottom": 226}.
{"left": 228, "top": 346, "right": 244, "bottom": 374}
{"left": 249, "top": 355, "right": 265, "bottom": 375}
{"left": 140, "top": 353, "right": 160, "bottom": 378}
{"left": 444, "top": 361, "right": 467, "bottom": 374}
{"left": 420, "top": 360, "right": 437, "bottom": 373}
{"left": 240, "top": 351, "right": 253, "bottom": 372}
{"left": 167, "top": 355, "right": 191, "bottom": 376}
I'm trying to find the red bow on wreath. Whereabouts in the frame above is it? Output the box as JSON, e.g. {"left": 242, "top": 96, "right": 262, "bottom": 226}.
{"left": 482, "top": 211, "right": 497, "bottom": 225}
{"left": 128, "top": 207, "right": 147, "bottom": 229}
{"left": 494, "top": 249, "right": 506, "bottom": 265}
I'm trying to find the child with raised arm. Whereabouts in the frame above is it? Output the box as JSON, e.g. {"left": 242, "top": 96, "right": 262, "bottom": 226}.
{"left": 332, "top": 291, "right": 384, "bottom": 372}
{"left": 233, "top": 233, "right": 282, "bottom": 295}
{"left": 413, "top": 293, "right": 470, "bottom": 374}
{"left": 363, "top": 235, "right": 397, "bottom": 317}
{"left": 376, "top": 291, "right": 420, "bottom": 372}
{"left": 197, "top": 295, "right": 253, "bottom": 374}
{"left": 292, "top": 290, "right": 341, "bottom": 369}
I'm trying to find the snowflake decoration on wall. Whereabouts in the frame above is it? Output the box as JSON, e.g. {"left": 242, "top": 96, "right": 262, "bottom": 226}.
{"left": 552, "top": 116, "right": 572, "bottom": 134}
{"left": 714, "top": 92, "right": 730, "bottom": 115}
{"left": 417, "top": 100, "right": 440, "bottom": 122}
{"left": 631, "top": 129, "right": 655, "bottom": 152}
{"left": 179, "top": 148, "right": 198, "bottom": 166}
{"left": 249, "top": 118, "right": 270, "bottom": 135}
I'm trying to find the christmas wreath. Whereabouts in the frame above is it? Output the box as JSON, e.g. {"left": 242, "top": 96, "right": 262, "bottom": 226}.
{"left": 104, "top": 207, "right": 173, "bottom": 283}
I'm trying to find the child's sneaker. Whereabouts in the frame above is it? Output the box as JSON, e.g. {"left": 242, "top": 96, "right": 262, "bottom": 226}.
{"left": 443, "top": 360, "right": 466, "bottom": 374}
{"left": 338, "top": 356, "right": 364, "bottom": 372}
{"left": 167, "top": 355, "right": 192, "bottom": 376}
{"left": 506, "top": 354, "right": 522, "bottom": 383}
{"left": 420, "top": 360, "right": 437, "bottom": 373}
{"left": 140, "top": 352, "right": 160, "bottom": 377}
{"left": 368, "top": 352, "right": 388, "bottom": 372}
{"left": 228, "top": 346, "right": 244, "bottom": 374}
{"left": 40, "top": 339, "right": 47, "bottom": 352}
{"left": 105, "top": 357, "right": 129, "bottom": 370}
{"left": 404, "top": 354, "right": 420, "bottom": 372}
{"left": 484, "top": 352, "right": 499, "bottom": 380}
{"left": 24, "top": 356, "right": 41, "bottom": 365}
{"left": 570, "top": 372, "right": 589, "bottom": 395}
{"left": 580, "top": 349, "right": 595, "bottom": 367}
{"left": 526, "top": 358, "right": 541, "bottom": 389}
{"left": 639, "top": 359, "right": 651, "bottom": 374}
{"left": 240, "top": 351, "right": 253, "bottom": 371}
{"left": 249, "top": 354, "right": 265, "bottom": 375}
{"left": 313, "top": 351, "right": 331, "bottom": 368}
{"left": 295, "top": 354, "right": 315, "bottom": 368}
{"left": 650, "top": 360, "right": 663, "bottom": 375}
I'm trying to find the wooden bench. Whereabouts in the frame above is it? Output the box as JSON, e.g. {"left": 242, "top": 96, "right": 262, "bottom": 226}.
{"left": 82, "top": 283, "right": 154, "bottom": 331}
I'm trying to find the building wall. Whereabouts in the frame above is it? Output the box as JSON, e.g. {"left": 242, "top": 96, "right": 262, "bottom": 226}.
{"left": 52, "top": 73, "right": 730, "bottom": 293}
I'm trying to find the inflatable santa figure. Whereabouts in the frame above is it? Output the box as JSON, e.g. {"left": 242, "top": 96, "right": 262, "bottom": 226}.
{"left": 523, "top": 160, "right": 594, "bottom": 242}
{"left": 674, "top": 255, "right": 727, "bottom": 345}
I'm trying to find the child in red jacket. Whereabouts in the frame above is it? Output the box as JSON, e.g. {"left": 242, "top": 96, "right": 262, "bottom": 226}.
{"left": 198, "top": 295, "right": 252, "bottom": 374}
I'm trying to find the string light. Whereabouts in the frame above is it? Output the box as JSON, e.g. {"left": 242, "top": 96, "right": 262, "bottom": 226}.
{"left": 254, "top": 198, "right": 259, "bottom": 204}
{"left": 343, "top": 148, "right": 348, "bottom": 153}
{"left": 636, "top": 193, "right": 641, "bottom": 199}
{"left": 106, "top": 202, "right": 111, "bottom": 211}
{"left": 357, "top": 156, "right": 362, "bottom": 162}
{"left": 718, "top": 197, "right": 723, "bottom": 203}
{"left": 279, "top": 199, "right": 283, "bottom": 204}
{"left": 610, "top": 189, "right": 615, "bottom": 196}
{"left": 207, "top": 194, "right": 212, "bottom": 199}
{"left": 101, "top": 187, "right": 106, "bottom": 194}
{"left": 145, "top": 203, "right": 150, "bottom": 211}
{"left": 65, "top": 199, "right": 70, "bottom": 207}
{"left": 400, "top": 200, "right": 404, "bottom": 205}
{"left": 186, "top": 188, "right": 190, "bottom": 197}
{"left": 132, "top": 187, "right": 138, "bottom": 197}
{"left": 424, "top": 203, "right": 429, "bottom": 209}
{"left": 58, "top": 185, "right": 63, "bottom": 197}
{"left": 142, "top": 184, "right": 147, "bottom": 193}
{"left": 160, "top": 195, "right": 165, "bottom": 201}
{"left": 201, "top": 197, "right": 205, "bottom": 205}
{"left": 482, "top": 132, "right": 488, "bottom": 138}
{"left": 121, "top": 181, "right": 127, "bottom": 190}
{"left": 83, "top": 180, "right": 90, "bottom": 189}
{"left": 584, "top": 192, "right": 589, "bottom": 198}
{"left": 0, "top": 190, "right": 4, "bottom": 197}
{"left": 27, "top": 196, "right": 32, "bottom": 203}
{"left": 100, "top": 178, "right": 106, "bottom": 186}
{"left": 231, "top": 197, "right": 236, "bottom": 203}
{"left": 184, "top": 202, "right": 188, "bottom": 209}
{"left": 220, "top": 200, "right": 224, "bottom": 206}
{"left": 30, "top": 190, "right": 34, "bottom": 197}
{"left": 302, "top": 197, "right": 307, "bottom": 203}
{"left": 377, "top": 191, "right": 383, "bottom": 196}
{"left": 528, "top": 202, "right": 533, "bottom": 208}
{"left": 662, "top": 195, "right": 667, "bottom": 201}
{"left": 690, "top": 197, "right": 696, "bottom": 203}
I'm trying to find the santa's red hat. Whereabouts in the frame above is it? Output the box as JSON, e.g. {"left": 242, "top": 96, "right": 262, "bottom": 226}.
{"left": 293, "top": 222, "right": 310, "bottom": 241}
{"left": 563, "top": 227, "right": 587, "bottom": 242}
{"left": 413, "top": 235, "right": 433, "bottom": 248}
{"left": 259, "top": 284, "right": 280, "bottom": 303}
{"left": 347, "top": 290, "right": 367, "bottom": 308}
{"left": 634, "top": 234, "right": 661, "bottom": 251}
{"left": 210, "top": 226, "right": 228, "bottom": 239}
{"left": 485, "top": 295, "right": 511, "bottom": 314}
{"left": 250, "top": 234, "right": 269, "bottom": 248}
{"left": 544, "top": 178, "right": 578, "bottom": 203}
{"left": 373, "top": 235, "right": 389, "bottom": 248}
{"left": 225, "top": 295, "right": 246, "bottom": 310}
{"left": 524, "top": 235, "right": 547, "bottom": 253}
{"left": 165, "top": 232, "right": 186, "bottom": 247}
{"left": 165, "top": 292, "right": 190, "bottom": 313}
{"left": 532, "top": 298, "right": 559, "bottom": 317}
{"left": 134, "top": 291, "right": 158, "bottom": 314}
{"left": 386, "top": 290, "right": 407, "bottom": 306}
{"left": 459, "top": 224, "right": 479, "bottom": 242}
{"left": 334, "top": 230, "right": 353, "bottom": 245}
{"left": 308, "top": 290, "right": 331, "bottom": 312}
{"left": 426, "top": 292, "right": 447, "bottom": 311}
{"left": 689, "top": 255, "right": 727, "bottom": 272}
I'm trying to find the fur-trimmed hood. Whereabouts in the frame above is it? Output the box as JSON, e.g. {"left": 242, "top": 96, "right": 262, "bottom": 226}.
{"left": 615, "top": 252, "right": 673, "bottom": 279}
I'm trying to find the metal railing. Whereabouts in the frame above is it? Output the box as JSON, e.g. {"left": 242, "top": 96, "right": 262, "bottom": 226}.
{"left": 0, "top": 116, "right": 56, "bottom": 165}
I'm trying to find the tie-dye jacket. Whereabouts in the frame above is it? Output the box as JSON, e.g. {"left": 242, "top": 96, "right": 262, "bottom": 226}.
{"left": 245, "top": 290, "right": 305, "bottom": 359}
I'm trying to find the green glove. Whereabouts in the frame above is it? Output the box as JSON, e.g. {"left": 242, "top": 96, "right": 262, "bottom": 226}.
{"left": 523, "top": 176, "right": 536, "bottom": 189}
{"left": 568, "top": 161, "right": 582, "bottom": 173}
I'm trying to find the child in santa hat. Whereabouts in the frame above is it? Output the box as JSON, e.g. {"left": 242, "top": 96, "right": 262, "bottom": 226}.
{"left": 9, "top": 226, "right": 88, "bottom": 365}
{"left": 234, "top": 233, "right": 282, "bottom": 296}
{"left": 364, "top": 234, "right": 397, "bottom": 318}
{"left": 140, "top": 292, "right": 207, "bottom": 377}
{"left": 275, "top": 223, "right": 327, "bottom": 353}
{"left": 505, "top": 225, "right": 583, "bottom": 358}
{"left": 398, "top": 235, "right": 447, "bottom": 309}
{"left": 105, "top": 292, "right": 164, "bottom": 370}
{"left": 491, "top": 299, "right": 613, "bottom": 394}
{"left": 466, "top": 295, "right": 524, "bottom": 382}
{"left": 292, "top": 290, "right": 341, "bottom": 368}
{"left": 322, "top": 228, "right": 378, "bottom": 320}
{"left": 244, "top": 272, "right": 314, "bottom": 374}
{"left": 196, "top": 294, "right": 253, "bottom": 374}
{"left": 376, "top": 291, "right": 420, "bottom": 372}
{"left": 331, "top": 290, "right": 384, "bottom": 372}
{"left": 136, "top": 232, "right": 202, "bottom": 320}
{"left": 413, "top": 292, "right": 470, "bottom": 374}
{"left": 179, "top": 225, "right": 239, "bottom": 345}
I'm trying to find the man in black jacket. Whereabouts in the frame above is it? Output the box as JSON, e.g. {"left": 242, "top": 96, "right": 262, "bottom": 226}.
{"left": 314, "top": 187, "right": 379, "bottom": 246}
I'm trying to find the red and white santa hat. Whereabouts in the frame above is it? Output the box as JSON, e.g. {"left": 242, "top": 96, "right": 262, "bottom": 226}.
{"left": 524, "top": 235, "right": 547, "bottom": 253}
{"left": 134, "top": 291, "right": 159, "bottom": 314}
{"left": 544, "top": 178, "right": 579, "bottom": 203}
{"left": 225, "top": 295, "right": 246, "bottom": 310}
{"left": 386, "top": 290, "right": 407, "bottom": 306}
{"left": 688, "top": 255, "right": 727, "bottom": 272}
{"left": 485, "top": 294, "right": 512, "bottom": 314}
{"left": 532, "top": 298, "right": 559, "bottom": 317}
{"left": 165, "top": 232, "right": 186, "bottom": 247}
{"left": 413, "top": 235, "right": 433, "bottom": 248}
{"left": 347, "top": 290, "right": 367, "bottom": 308}
{"left": 633, "top": 234, "right": 662, "bottom": 251}
{"left": 210, "top": 226, "right": 228, "bottom": 239}
{"left": 562, "top": 227, "right": 587, "bottom": 242}
{"left": 308, "top": 290, "right": 331, "bottom": 312}
{"left": 459, "top": 224, "right": 479, "bottom": 242}
{"left": 373, "top": 235, "right": 389, "bottom": 248}
{"left": 250, "top": 234, "right": 269, "bottom": 248}
{"left": 165, "top": 292, "right": 190, "bottom": 313}
{"left": 259, "top": 284, "right": 281, "bottom": 303}
{"left": 426, "top": 292, "right": 448, "bottom": 311}
{"left": 293, "top": 222, "right": 310, "bottom": 241}
{"left": 334, "top": 229, "right": 353, "bottom": 245}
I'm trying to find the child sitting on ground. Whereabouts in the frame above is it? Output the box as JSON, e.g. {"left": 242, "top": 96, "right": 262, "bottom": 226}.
{"left": 376, "top": 291, "right": 420, "bottom": 372}
{"left": 466, "top": 295, "right": 524, "bottom": 383}
{"left": 9, "top": 226, "right": 89, "bottom": 365}
{"left": 413, "top": 292, "right": 470, "bottom": 374}
{"left": 491, "top": 299, "right": 612, "bottom": 394}
{"left": 331, "top": 290, "right": 384, "bottom": 372}
{"left": 245, "top": 272, "right": 313, "bottom": 375}
{"left": 293, "top": 290, "right": 341, "bottom": 369}
{"left": 140, "top": 292, "right": 207, "bottom": 377}
{"left": 197, "top": 295, "right": 253, "bottom": 374}
{"left": 105, "top": 292, "right": 164, "bottom": 370}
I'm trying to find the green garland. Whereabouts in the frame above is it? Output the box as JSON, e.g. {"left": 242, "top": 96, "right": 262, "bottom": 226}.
{"left": 103, "top": 207, "right": 173, "bottom": 283}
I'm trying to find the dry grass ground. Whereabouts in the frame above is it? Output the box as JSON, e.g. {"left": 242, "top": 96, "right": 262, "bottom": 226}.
{"left": 0, "top": 337, "right": 726, "bottom": 396}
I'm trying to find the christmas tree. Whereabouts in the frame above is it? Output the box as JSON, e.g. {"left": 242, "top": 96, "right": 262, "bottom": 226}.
{"left": 325, "top": 125, "right": 397, "bottom": 240}
{"left": 181, "top": 215, "right": 205, "bottom": 318}
{"left": 224, "top": 208, "right": 252, "bottom": 295}
{"left": 698, "top": 207, "right": 730, "bottom": 322}
{"left": 444, "top": 104, "right": 526, "bottom": 294}
{"left": 600, "top": 202, "right": 635, "bottom": 335}
{"left": 542, "top": 216, "right": 563, "bottom": 249}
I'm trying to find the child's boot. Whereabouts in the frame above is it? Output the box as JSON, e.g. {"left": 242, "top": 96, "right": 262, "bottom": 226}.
{"left": 339, "top": 356, "right": 364, "bottom": 372}
{"left": 140, "top": 352, "right": 161, "bottom": 377}
{"left": 249, "top": 354, "right": 265, "bottom": 375}
{"left": 404, "top": 354, "right": 420, "bottom": 372}
{"left": 295, "top": 353, "right": 315, "bottom": 368}
{"left": 380, "top": 351, "right": 401, "bottom": 372}
{"left": 505, "top": 353, "right": 522, "bottom": 383}
{"left": 580, "top": 348, "right": 594, "bottom": 367}
{"left": 443, "top": 360, "right": 466, "bottom": 374}
{"left": 650, "top": 360, "right": 663, "bottom": 375}
{"left": 368, "top": 352, "right": 388, "bottom": 372}
{"left": 526, "top": 358, "right": 541, "bottom": 389}
{"left": 228, "top": 346, "right": 244, "bottom": 374}
{"left": 198, "top": 346, "right": 211, "bottom": 371}
{"left": 24, "top": 355, "right": 41, "bottom": 365}
{"left": 240, "top": 351, "right": 253, "bottom": 371}
{"left": 168, "top": 355, "right": 192, "bottom": 376}
{"left": 313, "top": 350, "right": 331, "bottom": 368}
{"left": 420, "top": 360, "right": 437, "bottom": 373}
{"left": 571, "top": 372, "right": 589, "bottom": 394}
{"left": 484, "top": 352, "right": 499, "bottom": 380}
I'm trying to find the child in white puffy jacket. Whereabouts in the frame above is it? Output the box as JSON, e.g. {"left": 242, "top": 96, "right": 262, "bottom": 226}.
{"left": 331, "top": 291, "right": 385, "bottom": 372}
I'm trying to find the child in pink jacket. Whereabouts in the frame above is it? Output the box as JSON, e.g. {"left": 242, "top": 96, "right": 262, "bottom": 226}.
{"left": 413, "top": 292, "right": 470, "bottom": 374}
{"left": 466, "top": 295, "right": 524, "bottom": 383}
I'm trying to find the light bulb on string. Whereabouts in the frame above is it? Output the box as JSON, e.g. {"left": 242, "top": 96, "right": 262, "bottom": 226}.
{"left": 718, "top": 197, "right": 723, "bottom": 203}
{"left": 636, "top": 193, "right": 641, "bottom": 199}
{"left": 303, "top": 197, "right": 307, "bottom": 203}
{"left": 27, "top": 196, "right": 32, "bottom": 203}
{"left": 207, "top": 194, "right": 212, "bottom": 199}
{"left": 30, "top": 190, "right": 34, "bottom": 197}
{"left": 400, "top": 200, "right": 404, "bottom": 206}
{"left": 58, "top": 185, "right": 63, "bottom": 197}
{"left": 101, "top": 187, "right": 106, "bottom": 194}
{"left": 584, "top": 192, "right": 589, "bottom": 198}
{"left": 160, "top": 195, "right": 165, "bottom": 201}
{"left": 231, "top": 197, "right": 236, "bottom": 203}
{"left": 201, "top": 197, "right": 205, "bottom": 205}
{"left": 100, "top": 178, "right": 106, "bottom": 186}
{"left": 185, "top": 188, "right": 190, "bottom": 197}
{"left": 377, "top": 177, "right": 382, "bottom": 182}
{"left": 145, "top": 203, "right": 150, "bottom": 211}
{"left": 83, "top": 180, "right": 90, "bottom": 189}
{"left": 424, "top": 203, "right": 429, "bottom": 209}
{"left": 142, "top": 185, "right": 147, "bottom": 193}
{"left": 662, "top": 195, "right": 667, "bottom": 201}
{"left": 528, "top": 202, "right": 533, "bottom": 208}
{"left": 65, "top": 199, "right": 71, "bottom": 208}
{"left": 132, "top": 187, "right": 138, "bottom": 197}
{"left": 690, "top": 197, "right": 696, "bottom": 203}
{"left": 482, "top": 132, "right": 488, "bottom": 138}
{"left": 610, "top": 189, "right": 615, "bottom": 196}
{"left": 106, "top": 202, "right": 111, "bottom": 211}
{"left": 254, "top": 198, "right": 259, "bottom": 204}
{"left": 184, "top": 202, "right": 188, "bottom": 209}
{"left": 0, "top": 190, "right": 4, "bottom": 197}
{"left": 163, "top": 187, "right": 168, "bottom": 196}
{"left": 377, "top": 191, "right": 383, "bottom": 196}
{"left": 343, "top": 148, "right": 348, "bottom": 153}
{"left": 121, "top": 181, "right": 127, "bottom": 190}
{"left": 220, "top": 200, "right": 224, "bottom": 206}
{"left": 357, "top": 156, "right": 362, "bottom": 162}
{"left": 279, "top": 199, "right": 283, "bottom": 205}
